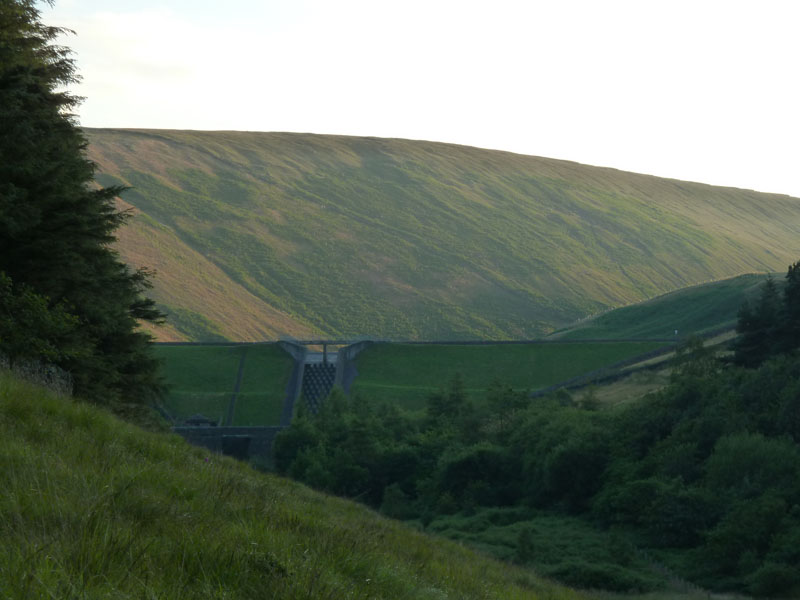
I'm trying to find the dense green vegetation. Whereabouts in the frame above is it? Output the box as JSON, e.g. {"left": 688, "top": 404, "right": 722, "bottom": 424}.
{"left": 552, "top": 273, "right": 769, "bottom": 340}
{"left": 351, "top": 341, "right": 667, "bottom": 411}
{"left": 734, "top": 263, "right": 800, "bottom": 368}
{"left": 0, "top": 1, "right": 162, "bottom": 406}
{"left": 426, "top": 511, "right": 664, "bottom": 592}
{"left": 0, "top": 370, "right": 590, "bottom": 600}
{"left": 5, "top": 4, "right": 800, "bottom": 598}
{"left": 87, "top": 129, "right": 800, "bottom": 342}
{"left": 275, "top": 267, "right": 800, "bottom": 596}
{"left": 277, "top": 350, "right": 800, "bottom": 595}
{"left": 154, "top": 344, "right": 293, "bottom": 425}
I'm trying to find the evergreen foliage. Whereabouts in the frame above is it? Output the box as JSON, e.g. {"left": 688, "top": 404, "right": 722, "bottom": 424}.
{"left": 0, "top": 1, "right": 163, "bottom": 404}
{"left": 0, "top": 272, "right": 78, "bottom": 365}
{"left": 780, "top": 260, "right": 800, "bottom": 352}
{"left": 733, "top": 276, "right": 781, "bottom": 367}
{"left": 734, "top": 260, "right": 800, "bottom": 367}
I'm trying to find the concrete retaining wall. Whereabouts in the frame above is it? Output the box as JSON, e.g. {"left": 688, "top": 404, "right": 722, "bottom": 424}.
{"left": 277, "top": 340, "right": 308, "bottom": 362}
{"left": 277, "top": 341, "right": 307, "bottom": 425}
{"left": 335, "top": 340, "right": 374, "bottom": 392}
{"left": 173, "top": 425, "right": 285, "bottom": 459}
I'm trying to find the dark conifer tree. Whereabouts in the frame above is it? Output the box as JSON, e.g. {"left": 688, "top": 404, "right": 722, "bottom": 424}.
{"left": 0, "top": 272, "right": 78, "bottom": 366}
{"left": 779, "top": 260, "right": 800, "bottom": 354}
{"left": 733, "top": 276, "right": 781, "bottom": 368}
{"left": 0, "top": 0, "right": 164, "bottom": 404}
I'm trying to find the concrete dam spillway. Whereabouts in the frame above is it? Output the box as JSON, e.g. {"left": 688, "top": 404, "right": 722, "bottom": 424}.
{"left": 170, "top": 340, "right": 372, "bottom": 460}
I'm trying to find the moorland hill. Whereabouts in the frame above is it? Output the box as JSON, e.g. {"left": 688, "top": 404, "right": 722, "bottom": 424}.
{"left": 85, "top": 129, "right": 800, "bottom": 341}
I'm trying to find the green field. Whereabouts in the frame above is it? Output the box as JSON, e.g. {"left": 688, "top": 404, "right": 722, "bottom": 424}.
{"left": 232, "top": 344, "right": 295, "bottom": 425}
{"left": 154, "top": 344, "right": 294, "bottom": 425}
{"left": 350, "top": 342, "right": 668, "bottom": 411}
{"left": 552, "top": 273, "right": 771, "bottom": 340}
{"left": 88, "top": 129, "right": 800, "bottom": 342}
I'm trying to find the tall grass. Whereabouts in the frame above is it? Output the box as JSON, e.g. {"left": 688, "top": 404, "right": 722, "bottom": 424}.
{"left": 0, "top": 371, "right": 586, "bottom": 599}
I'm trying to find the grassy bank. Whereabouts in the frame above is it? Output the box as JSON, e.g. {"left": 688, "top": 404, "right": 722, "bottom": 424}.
{"left": 0, "top": 370, "right": 586, "bottom": 599}
{"left": 551, "top": 273, "right": 769, "bottom": 340}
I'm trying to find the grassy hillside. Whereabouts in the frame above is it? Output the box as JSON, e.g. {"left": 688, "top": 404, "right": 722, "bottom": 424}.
{"left": 86, "top": 129, "right": 800, "bottom": 341}
{"left": 551, "top": 273, "right": 770, "bottom": 340}
{"left": 0, "top": 370, "right": 589, "bottom": 600}
{"left": 350, "top": 341, "right": 667, "bottom": 411}
{"left": 154, "top": 343, "right": 294, "bottom": 425}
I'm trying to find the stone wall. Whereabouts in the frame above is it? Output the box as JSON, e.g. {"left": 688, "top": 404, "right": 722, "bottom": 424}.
{"left": 0, "top": 353, "right": 73, "bottom": 396}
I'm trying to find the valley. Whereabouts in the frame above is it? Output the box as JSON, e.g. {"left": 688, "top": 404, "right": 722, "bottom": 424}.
{"left": 7, "top": 4, "right": 798, "bottom": 596}
{"left": 107, "top": 130, "right": 800, "bottom": 596}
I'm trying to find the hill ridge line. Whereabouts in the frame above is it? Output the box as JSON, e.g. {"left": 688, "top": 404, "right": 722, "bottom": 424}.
{"left": 85, "top": 127, "right": 800, "bottom": 197}
{"left": 87, "top": 128, "right": 800, "bottom": 342}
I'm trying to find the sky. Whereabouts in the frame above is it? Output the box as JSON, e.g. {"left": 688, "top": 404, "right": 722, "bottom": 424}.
{"left": 41, "top": 0, "right": 800, "bottom": 198}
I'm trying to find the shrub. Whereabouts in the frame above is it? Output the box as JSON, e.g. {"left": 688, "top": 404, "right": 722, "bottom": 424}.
{"left": 747, "top": 562, "right": 799, "bottom": 597}
{"left": 543, "top": 560, "right": 655, "bottom": 592}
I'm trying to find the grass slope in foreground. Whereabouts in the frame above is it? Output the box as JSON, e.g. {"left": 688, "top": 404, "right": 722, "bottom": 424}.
{"left": 154, "top": 343, "right": 293, "bottom": 425}
{"left": 350, "top": 341, "right": 666, "bottom": 411}
{"left": 0, "top": 371, "right": 585, "bottom": 600}
{"left": 551, "top": 273, "right": 770, "bottom": 340}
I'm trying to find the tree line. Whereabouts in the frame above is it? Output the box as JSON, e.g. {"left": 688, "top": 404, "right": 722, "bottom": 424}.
{"left": 274, "top": 262, "right": 800, "bottom": 596}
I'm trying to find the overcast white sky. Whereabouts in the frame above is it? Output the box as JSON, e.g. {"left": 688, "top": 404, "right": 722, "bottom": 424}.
{"left": 41, "top": 0, "right": 800, "bottom": 198}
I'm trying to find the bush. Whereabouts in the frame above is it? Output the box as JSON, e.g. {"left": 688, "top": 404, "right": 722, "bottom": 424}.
{"left": 513, "top": 527, "right": 536, "bottom": 564}
{"left": 705, "top": 432, "right": 800, "bottom": 500}
{"left": 747, "top": 562, "right": 799, "bottom": 597}
{"left": 543, "top": 560, "right": 655, "bottom": 592}
{"left": 643, "top": 484, "right": 714, "bottom": 548}
{"left": 380, "top": 483, "right": 416, "bottom": 520}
